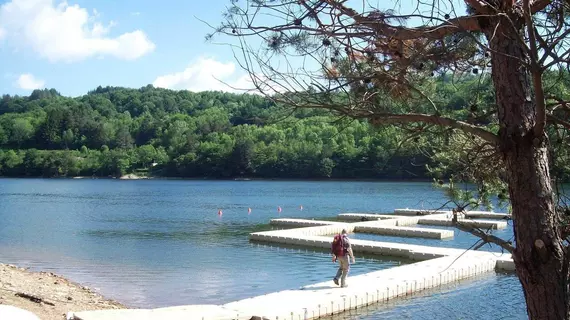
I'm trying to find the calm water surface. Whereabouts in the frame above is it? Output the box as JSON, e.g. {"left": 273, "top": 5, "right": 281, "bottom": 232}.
{"left": 0, "top": 179, "right": 526, "bottom": 318}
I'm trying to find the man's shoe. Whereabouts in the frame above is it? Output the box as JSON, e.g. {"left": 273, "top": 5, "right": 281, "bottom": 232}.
{"left": 341, "top": 284, "right": 348, "bottom": 288}
{"left": 333, "top": 278, "right": 339, "bottom": 285}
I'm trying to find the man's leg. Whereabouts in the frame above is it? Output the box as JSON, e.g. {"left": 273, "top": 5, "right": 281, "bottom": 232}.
{"left": 334, "top": 263, "right": 342, "bottom": 285}
{"left": 340, "top": 256, "right": 350, "bottom": 287}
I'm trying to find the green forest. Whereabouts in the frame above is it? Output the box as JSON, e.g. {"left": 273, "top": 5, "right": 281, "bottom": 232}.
{"left": 0, "top": 73, "right": 568, "bottom": 180}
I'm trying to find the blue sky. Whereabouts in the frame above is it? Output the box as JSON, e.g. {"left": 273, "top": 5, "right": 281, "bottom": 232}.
{"left": 0, "top": 0, "right": 456, "bottom": 97}
{"left": 0, "top": 0, "right": 249, "bottom": 96}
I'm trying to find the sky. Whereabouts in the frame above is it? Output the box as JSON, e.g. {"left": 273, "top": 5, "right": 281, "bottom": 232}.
{"left": 0, "top": 0, "right": 452, "bottom": 97}
{"left": 0, "top": 0, "right": 254, "bottom": 97}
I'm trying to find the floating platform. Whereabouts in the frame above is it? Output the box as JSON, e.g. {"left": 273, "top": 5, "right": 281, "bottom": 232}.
{"left": 394, "top": 208, "right": 449, "bottom": 215}
{"left": 337, "top": 213, "right": 508, "bottom": 230}
{"left": 68, "top": 211, "right": 515, "bottom": 320}
{"left": 271, "top": 218, "right": 453, "bottom": 239}
{"left": 337, "top": 213, "right": 420, "bottom": 226}
{"left": 354, "top": 223, "right": 454, "bottom": 239}
{"left": 269, "top": 218, "right": 343, "bottom": 228}
{"left": 249, "top": 225, "right": 509, "bottom": 263}
{"left": 394, "top": 209, "right": 511, "bottom": 220}
{"left": 463, "top": 211, "right": 511, "bottom": 219}
{"left": 69, "top": 251, "right": 512, "bottom": 320}
{"left": 417, "top": 217, "right": 508, "bottom": 230}
{"left": 222, "top": 251, "right": 507, "bottom": 320}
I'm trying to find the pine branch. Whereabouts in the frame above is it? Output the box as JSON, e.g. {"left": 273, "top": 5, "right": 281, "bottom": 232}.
{"left": 547, "top": 115, "right": 570, "bottom": 130}
{"left": 322, "top": 0, "right": 482, "bottom": 40}
{"left": 454, "top": 221, "right": 514, "bottom": 253}
{"left": 531, "top": 0, "right": 553, "bottom": 13}
{"left": 367, "top": 113, "right": 499, "bottom": 144}
{"left": 463, "top": 0, "right": 494, "bottom": 14}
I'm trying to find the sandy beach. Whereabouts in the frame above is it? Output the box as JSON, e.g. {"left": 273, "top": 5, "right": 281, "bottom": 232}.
{"left": 0, "top": 263, "right": 124, "bottom": 320}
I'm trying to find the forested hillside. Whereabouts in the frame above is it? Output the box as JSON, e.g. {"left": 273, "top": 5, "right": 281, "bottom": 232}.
{"left": 0, "top": 73, "right": 567, "bottom": 180}
{"left": 0, "top": 85, "right": 430, "bottom": 178}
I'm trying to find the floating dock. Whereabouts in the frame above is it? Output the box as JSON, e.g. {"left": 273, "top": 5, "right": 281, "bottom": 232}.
{"left": 68, "top": 209, "right": 515, "bottom": 320}
{"left": 269, "top": 218, "right": 343, "bottom": 227}
{"left": 337, "top": 212, "right": 508, "bottom": 230}
{"left": 222, "top": 251, "right": 507, "bottom": 320}
{"left": 394, "top": 208, "right": 511, "bottom": 220}
{"left": 271, "top": 218, "right": 454, "bottom": 239}
{"left": 417, "top": 217, "right": 508, "bottom": 230}
{"left": 463, "top": 211, "right": 511, "bottom": 219}
{"left": 69, "top": 250, "right": 511, "bottom": 320}
{"left": 337, "top": 213, "right": 420, "bottom": 224}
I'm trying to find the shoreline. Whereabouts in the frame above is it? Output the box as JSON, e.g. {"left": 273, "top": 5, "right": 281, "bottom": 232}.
{"left": 0, "top": 175, "right": 435, "bottom": 182}
{"left": 0, "top": 263, "right": 125, "bottom": 320}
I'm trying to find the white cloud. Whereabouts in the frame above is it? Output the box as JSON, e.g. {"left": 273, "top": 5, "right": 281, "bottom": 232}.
{"left": 153, "top": 57, "right": 303, "bottom": 95}
{"left": 153, "top": 57, "right": 258, "bottom": 93}
{"left": 0, "top": 27, "right": 5, "bottom": 40}
{"left": 16, "top": 73, "right": 45, "bottom": 90}
{"left": 0, "top": 0, "right": 155, "bottom": 62}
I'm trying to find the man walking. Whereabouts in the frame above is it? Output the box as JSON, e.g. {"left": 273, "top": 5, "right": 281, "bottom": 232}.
{"left": 331, "top": 229, "right": 355, "bottom": 288}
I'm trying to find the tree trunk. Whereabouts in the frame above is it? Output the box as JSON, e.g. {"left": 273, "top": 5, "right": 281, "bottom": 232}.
{"left": 486, "top": 17, "right": 570, "bottom": 320}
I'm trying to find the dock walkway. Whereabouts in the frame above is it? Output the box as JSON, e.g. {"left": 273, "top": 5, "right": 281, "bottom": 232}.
{"left": 68, "top": 209, "right": 514, "bottom": 320}
{"left": 270, "top": 218, "right": 454, "bottom": 239}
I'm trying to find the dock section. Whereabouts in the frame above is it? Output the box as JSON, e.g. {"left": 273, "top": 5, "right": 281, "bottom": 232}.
{"left": 337, "top": 213, "right": 420, "bottom": 226}
{"left": 394, "top": 208, "right": 511, "bottom": 220}
{"left": 337, "top": 213, "right": 508, "bottom": 230}
{"left": 463, "top": 211, "right": 511, "bottom": 219}
{"left": 417, "top": 217, "right": 508, "bottom": 230}
{"left": 68, "top": 209, "right": 515, "bottom": 320}
{"left": 69, "top": 251, "right": 511, "bottom": 320}
{"left": 269, "top": 218, "right": 343, "bottom": 228}
{"left": 354, "top": 223, "right": 454, "bottom": 239}
{"left": 394, "top": 208, "right": 449, "bottom": 215}
{"left": 250, "top": 232, "right": 464, "bottom": 260}
{"left": 271, "top": 218, "right": 454, "bottom": 239}
{"left": 250, "top": 224, "right": 510, "bottom": 263}
{"left": 223, "top": 251, "right": 506, "bottom": 320}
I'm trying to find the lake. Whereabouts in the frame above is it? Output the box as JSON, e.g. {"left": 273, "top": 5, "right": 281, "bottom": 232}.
{"left": 0, "top": 179, "right": 527, "bottom": 319}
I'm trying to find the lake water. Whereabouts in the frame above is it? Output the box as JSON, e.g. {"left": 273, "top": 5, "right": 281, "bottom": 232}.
{"left": 0, "top": 179, "right": 527, "bottom": 319}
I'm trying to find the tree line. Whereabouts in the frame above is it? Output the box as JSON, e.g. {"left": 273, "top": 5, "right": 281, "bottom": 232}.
{"left": 0, "top": 76, "right": 568, "bottom": 180}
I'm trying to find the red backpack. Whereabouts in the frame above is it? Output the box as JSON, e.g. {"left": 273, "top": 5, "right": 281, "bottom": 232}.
{"left": 331, "top": 234, "right": 346, "bottom": 256}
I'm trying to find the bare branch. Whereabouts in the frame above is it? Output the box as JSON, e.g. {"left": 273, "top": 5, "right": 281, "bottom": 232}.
{"left": 368, "top": 113, "right": 499, "bottom": 144}
{"left": 463, "top": 0, "right": 494, "bottom": 14}
{"left": 547, "top": 96, "right": 570, "bottom": 112}
{"left": 544, "top": 46, "right": 570, "bottom": 69}
{"left": 547, "top": 115, "right": 570, "bottom": 131}
{"left": 536, "top": 27, "right": 570, "bottom": 66}
{"left": 531, "top": 0, "right": 553, "bottom": 14}
{"left": 451, "top": 208, "right": 514, "bottom": 253}
{"left": 322, "top": 0, "right": 481, "bottom": 40}
{"left": 454, "top": 222, "right": 514, "bottom": 253}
